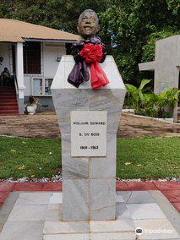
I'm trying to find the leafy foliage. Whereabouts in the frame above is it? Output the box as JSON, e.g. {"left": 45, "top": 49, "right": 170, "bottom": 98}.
{"left": 0, "top": 0, "right": 109, "bottom": 32}
{"left": 0, "top": 0, "right": 179, "bottom": 85}
{"left": 99, "top": 0, "right": 179, "bottom": 83}
{"left": 126, "top": 79, "right": 151, "bottom": 110}
{"left": 152, "top": 88, "right": 180, "bottom": 117}
{"left": 142, "top": 29, "right": 180, "bottom": 62}
{"left": 166, "top": 0, "right": 180, "bottom": 15}
{"left": 125, "top": 81, "right": 180, "bottom": 118}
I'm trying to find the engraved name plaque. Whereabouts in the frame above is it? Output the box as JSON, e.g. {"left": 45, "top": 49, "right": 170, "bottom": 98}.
{"left": 71, "top": 111, "right": 107, "bottom": 157}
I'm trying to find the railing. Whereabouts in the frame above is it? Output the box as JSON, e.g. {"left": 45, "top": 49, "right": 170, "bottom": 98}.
{"left": 177, "top": 106, "right": 180, "bottom": 122}
{"left": 13, "top": 74, "right": 19, "bottom": 100}
{"left": 173, "top": 103, "right": 180, "bottom": 122}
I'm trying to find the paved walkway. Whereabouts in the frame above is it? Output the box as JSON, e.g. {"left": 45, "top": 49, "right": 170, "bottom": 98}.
{"left": 0, "top": 113, "right": 180, "bottom": 138}
{"left": 0, "top": 188, "right": 179, "bottom": 240}
{"left": 0, "top": 182, "right": 179, "bottom": 212}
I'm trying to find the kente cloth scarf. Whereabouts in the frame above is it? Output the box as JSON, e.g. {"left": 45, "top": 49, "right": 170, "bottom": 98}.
{"left": 67, "top": 37, "right": 109, "bottom": 89}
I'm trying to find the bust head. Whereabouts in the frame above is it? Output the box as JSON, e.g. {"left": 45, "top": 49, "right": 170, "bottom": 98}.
{"left": 77, "top": 9, "right": 100, "bottom": 39}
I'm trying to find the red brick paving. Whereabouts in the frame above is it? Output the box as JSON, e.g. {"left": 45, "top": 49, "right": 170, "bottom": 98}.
{"left": 116, "top": 182, "right": 129, "bottom": 191}
{"left": 126, "top": 182, "right": 158, "bottom": 191}
{"left": 0, "top": 183, "right": 15, "bottom": 192}
{"left": 0, "top": 192, "right": 10, "bottom": 204}
{"left": 13, "top": 182, "right": 44, "bottom": 191}
{"left": 154, "top": 182, "right": 180, "bottom": 191}
{"left": 172, "top": 203, "right": 180, "bottom": 212}
{"left": 0, "top": 182, "right": 179, "bottom": 212}
{"left": 162, "top": 190, "right": 180, "bottom": 203}
{"left": 42, "top": 182, "right": 62, "bottom": 191}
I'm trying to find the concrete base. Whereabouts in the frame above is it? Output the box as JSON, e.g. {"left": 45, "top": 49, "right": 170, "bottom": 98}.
{"left": 0, "top": 191, "right": 179, "bottom": 240}
{"left": 18, "top": 98, "right": 25, "bottom": 114}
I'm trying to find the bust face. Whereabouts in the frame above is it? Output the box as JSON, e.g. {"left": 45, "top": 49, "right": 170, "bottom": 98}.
{"left": 78, "top": 11, "right": 99, "bottom": 38}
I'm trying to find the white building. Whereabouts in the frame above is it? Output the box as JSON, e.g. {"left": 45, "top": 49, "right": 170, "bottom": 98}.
{"left": 0, "top": 19, "right": 78, "bottom": 114}
{"left": 139, "top": 35, "right": 180, "bottom": 122}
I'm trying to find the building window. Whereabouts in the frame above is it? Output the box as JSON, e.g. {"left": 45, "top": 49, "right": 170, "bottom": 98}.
{"left": 32, "top": 78, "right": 53, "bottom": 96}
{"left": 24, "top": 42, "right": 41, "bottom": 74}
{"left": 45, "top": 79, "right": 53, "bottom": 96}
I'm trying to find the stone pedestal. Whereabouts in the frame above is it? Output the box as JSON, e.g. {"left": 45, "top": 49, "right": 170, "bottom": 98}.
{"left": 51, "top": 55, "right": 126, "bottom": 221}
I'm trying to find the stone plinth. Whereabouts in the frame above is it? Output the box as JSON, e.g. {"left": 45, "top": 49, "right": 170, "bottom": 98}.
{"left": 51, "top": 55, "right": 126, "bottom": 221}
{"left": 0, "top": 191, "right": 180, "bottom": 240}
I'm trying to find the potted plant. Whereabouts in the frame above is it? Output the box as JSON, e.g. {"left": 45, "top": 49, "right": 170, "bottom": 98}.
{"left": 26, "top": 96, "right": 40, "bottom": 115}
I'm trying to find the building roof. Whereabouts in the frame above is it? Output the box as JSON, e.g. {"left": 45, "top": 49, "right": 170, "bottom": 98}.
{"left": 0, "top": 19, "right": 79, "bottom": 43}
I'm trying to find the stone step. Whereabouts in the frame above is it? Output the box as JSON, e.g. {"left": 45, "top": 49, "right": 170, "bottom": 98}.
{"left": 0, "top": 94, "right": 16, "bottom": 97}
{"left": 0, "top": 86, "right": 18, "bottom": 115}
{"left": 0, "top": 100, "right": 17, "bottom": 105}
{"left": 0, "top": 105, "right": 18, "bottom": 110}
{"left": 0, "top": 109, "right": 19, "bottom": 115}
{"left": 0, "top": 92, "right": 16, "bottom": 95}
{"left": 0, "top": 87, "right": 15, "bottom": 90}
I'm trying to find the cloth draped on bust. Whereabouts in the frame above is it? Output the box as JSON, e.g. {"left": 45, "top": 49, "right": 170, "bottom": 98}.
{"left": 67, "top": 37, "right": 109, "bottom": 89}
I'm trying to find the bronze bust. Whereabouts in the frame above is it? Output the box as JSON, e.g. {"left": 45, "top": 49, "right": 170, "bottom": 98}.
{"left": 77, "top": 9, "right": 100, "bottom": 39}
{"left": 68, "top": 9, "right": 108, "bottom": 89}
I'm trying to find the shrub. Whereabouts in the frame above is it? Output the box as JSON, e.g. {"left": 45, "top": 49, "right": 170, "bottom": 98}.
{"left": 125, "top": 80, "right": 180, "bottom": 118}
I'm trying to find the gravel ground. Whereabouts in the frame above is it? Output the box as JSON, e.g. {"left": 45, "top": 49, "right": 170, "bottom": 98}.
{"left": 1, "top": 175, "right": 180, "bottom": 183}
{"left": 0, "top": 112, "right": 180, "bottom": 139}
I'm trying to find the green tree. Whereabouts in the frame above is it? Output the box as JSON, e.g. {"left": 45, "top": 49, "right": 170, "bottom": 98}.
{"left": 1, "top": 0, "right": 109, "bottom": 32}
{"left": 99, "top": 0, "right": 179, "bottom": 84}
{"left": 0, "top": 0, "right": 179, "bottom": 86}
{"left": 142, "top": 29, "right": 180, "bottom": 62}
{"left": 0, "top": 1, "right": 13, "bottom": 18}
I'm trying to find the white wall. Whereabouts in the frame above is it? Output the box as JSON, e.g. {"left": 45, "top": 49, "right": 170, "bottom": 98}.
{"left": 154, "top": 35, "right": 180, "bottom": 93}
{"left": 0, "top": 42, "right": 66, "bottom": 96}
{"left": 24, "top": 42, "right": 66, "bottom": 96}
{"left": 43, "top": 43, "right": 66, "bottom": 78}
{"left": 24, "top": 76, "right": 31, "bottom": 95}
{"left": 0, "top": 43, "right": 11, "bottom": 74}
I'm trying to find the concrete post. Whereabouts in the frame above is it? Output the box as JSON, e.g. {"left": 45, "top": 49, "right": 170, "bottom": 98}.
{"left": 16, "top": 42, "right": 25, "bottom": 114}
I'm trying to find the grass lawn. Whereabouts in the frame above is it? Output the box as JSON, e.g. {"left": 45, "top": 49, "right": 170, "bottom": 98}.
{"left": 0, "top": 136, "right": 179, "bottom": 179}
{"left": 117, "top": 137, "right": 180, "bottom": 179}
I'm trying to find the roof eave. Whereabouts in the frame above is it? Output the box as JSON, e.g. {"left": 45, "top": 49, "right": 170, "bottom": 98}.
{"left": 23, "top": 38, "right": 77, "bottom": 43}
{"left": 0, "top": 40, "right": 24, "bottom": 43}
